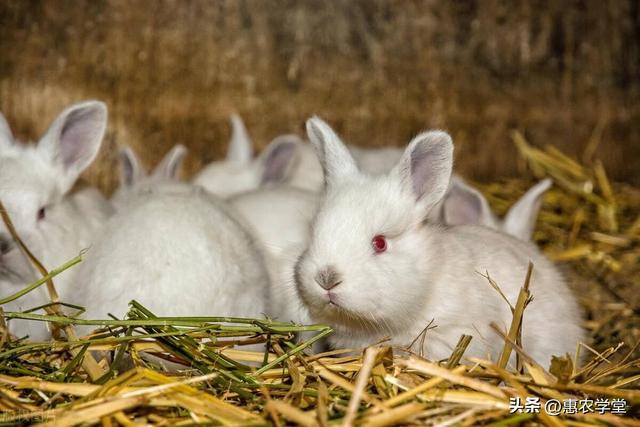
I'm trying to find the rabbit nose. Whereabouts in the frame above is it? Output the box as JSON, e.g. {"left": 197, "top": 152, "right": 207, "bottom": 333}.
{"left": 315, "top": 266, "right": 342, "bottom": 290}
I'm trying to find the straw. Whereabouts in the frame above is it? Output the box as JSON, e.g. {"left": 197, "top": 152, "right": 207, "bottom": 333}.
{"left": 0, "top": 139, "right": 638, "bottom": 425}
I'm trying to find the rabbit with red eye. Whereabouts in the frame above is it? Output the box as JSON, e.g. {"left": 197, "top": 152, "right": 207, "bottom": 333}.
{"left": 294, "top": 117, "right": 584, "bottom": 366}
{"left": 0, "top": 101, "right": 113, "bottom": 341}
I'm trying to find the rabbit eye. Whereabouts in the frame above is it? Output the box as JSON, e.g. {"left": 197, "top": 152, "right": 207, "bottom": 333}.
{"left": 37, "top": 207, "right": 46, "bottom": 221}
{"left": 371, "top": 235, "right": 387, "bottom": 253}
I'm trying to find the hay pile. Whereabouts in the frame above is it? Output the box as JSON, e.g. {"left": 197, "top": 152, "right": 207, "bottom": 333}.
{"left": 0, "top": 136, "right": 638, "bottom": 425}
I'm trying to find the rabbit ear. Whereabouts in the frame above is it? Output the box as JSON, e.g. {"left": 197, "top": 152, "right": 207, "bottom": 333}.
{"left": 443, "top": 177, "right": 496, "bottom": 227}
{"left": 118, "top": 146, "right": 145, "bottom": 187}
{"left": 226, "top": 113, "right": 253, "bottom": 164}
{"left": 306, "top": 117, "right": 358, "bottom": 188}
{"left": 0, "top": 112, "right": 14, "bottom": 148}
{"left": 152, "top": 144, "right": 187, "bottom": 180}
{"left": 38, "top": 100, "right": 107, "bottom": 192}
{"left": 394, "top": 130, "right": 453, "bottom": 217}
{"left": 502, "top": 178, "right": 552, "bottom": 241}
{"left": 259, "top": 135, "right": 301, "bottom": 185}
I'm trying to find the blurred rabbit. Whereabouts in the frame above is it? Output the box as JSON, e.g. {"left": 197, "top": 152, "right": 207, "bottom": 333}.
{"left": 348, "top": 145, "right": 403, "bottom": 174}
{"left": 230, "top": 186, "right": 319, "bottom": 327}
{"left": 293, "top": 117, "right": 584, "bottom": 365}
{"left": 194, "top": 114, "right": 324, "bottom": 195}
{"left": 436, "top": 176, "right": 552, "bottom": 241}
{"left": 110, "top": 144, "right": 188, "bottom": 210}
{"left": 0, "top": 101, "right": 113, "bottom": 340}
{"left": 73, "top": 155, "right": 270, "bottom": 337}
{"left": 223, "top": 138, "right": 318, "bottom": 327}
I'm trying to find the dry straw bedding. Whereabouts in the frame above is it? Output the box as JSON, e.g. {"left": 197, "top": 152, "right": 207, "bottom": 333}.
{"left": 0, "top": 134, "right": 638, "bottom": 425}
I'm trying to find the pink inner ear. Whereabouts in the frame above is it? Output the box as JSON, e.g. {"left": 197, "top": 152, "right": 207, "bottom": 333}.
{"left": 444, "top": 187, "right": 483, "bottom": 225}
{"left": 119, "top": 151, "right": 137, "bottom": 186}
{"left": 59, "top": 108, "right": 102, "bottom": 170}
{"left": 410, "top": 143, "right": 440, "bottom": 200}
{"left": 262, "top": 141, "right": 296, "bottom": 184}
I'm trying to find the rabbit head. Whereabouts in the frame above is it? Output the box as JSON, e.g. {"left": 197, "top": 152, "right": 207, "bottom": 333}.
{"left": 441, "top": 176, "right": 501, "bottom": 229}
{"left": 111, "top": 144, "right": 188, "bottom": 209}
{"left": 441, "top": 176, "right": 552, "bottom": 241}
{"left": 0, "top": 101, "right": 107, "bottom": 279}
{"left": 192, "top": 114, "right": 257, "bottom": 196}
{"left": 294, "top": 117, "right": 453, "bottom": 329}
{"left": 194, "top": 114, "right": 302, "bottom": 196}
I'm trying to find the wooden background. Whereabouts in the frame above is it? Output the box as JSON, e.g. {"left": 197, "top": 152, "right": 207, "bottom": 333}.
{"left": 1, "top": 0, "right": 638, "bottom": 192}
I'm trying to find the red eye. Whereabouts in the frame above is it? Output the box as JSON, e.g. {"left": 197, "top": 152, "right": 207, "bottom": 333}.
{"left": 371, "top": 235, "right": 387, "bottom": 253}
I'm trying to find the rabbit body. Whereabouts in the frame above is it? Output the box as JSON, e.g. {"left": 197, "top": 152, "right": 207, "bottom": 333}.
{"left": 74, "top": 187, "right": 270, "bottom": 324}
{"left": 229, "top": 187, "right": 318, "bottom": 326}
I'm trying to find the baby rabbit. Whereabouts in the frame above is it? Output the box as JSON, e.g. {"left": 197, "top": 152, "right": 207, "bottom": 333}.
{"left": 74, "top": 159, "right": 270, "bottom": 332}
{"left": 435, "top": 176, "right": 552, "bottom": 241}
{"left": 294, "top": 118, "right": 584, "bottom": 365}
{"left": 0, "top": 101, "right": 113, "bottom": 340}
{"left": 110, "top": 144, "right": 188, "bottom": 210}
{"left": 230, "top": 186, "right": 319, "bottom": 326}
{"left": 193, "top": 114, "right": 324, "bottom": 195}
{"left": 225, "top": 140, "right": 319, "bottom": 326}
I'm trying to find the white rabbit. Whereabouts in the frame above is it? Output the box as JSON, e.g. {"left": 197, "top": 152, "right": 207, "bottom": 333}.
{"left": 193, "top": 114, "right": 324, "bottom": 195}
{"left": 224, "top": 139, "right": 318, "bottom": 327}
{"left": 293, "top": 117, "right": 584, "bottom": 365}
{"left": 197, "top": 115, "right": 546, "bottom": 238}
{"left": 230, "top": 186, "right": 318, "bottom": 327}
{"left": 0, "top": 101, "right": 113, "bottom": 340}
{"left": 226, "top": 141, "right": 316, "bottom": 259}
{"left": 433, "top": 176, "right": 552, "bottom": 241}
{"left": 348, "top": 145, "right": 403, "bottom": 174}
{"left": 74, "top": 179, "right": 270, "bottom": 332}
{"left": 230, "top": 187, "right": 317, "bottom": 260}
{"left": 110, "top": 144, "right": 188, "bottom": 210}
